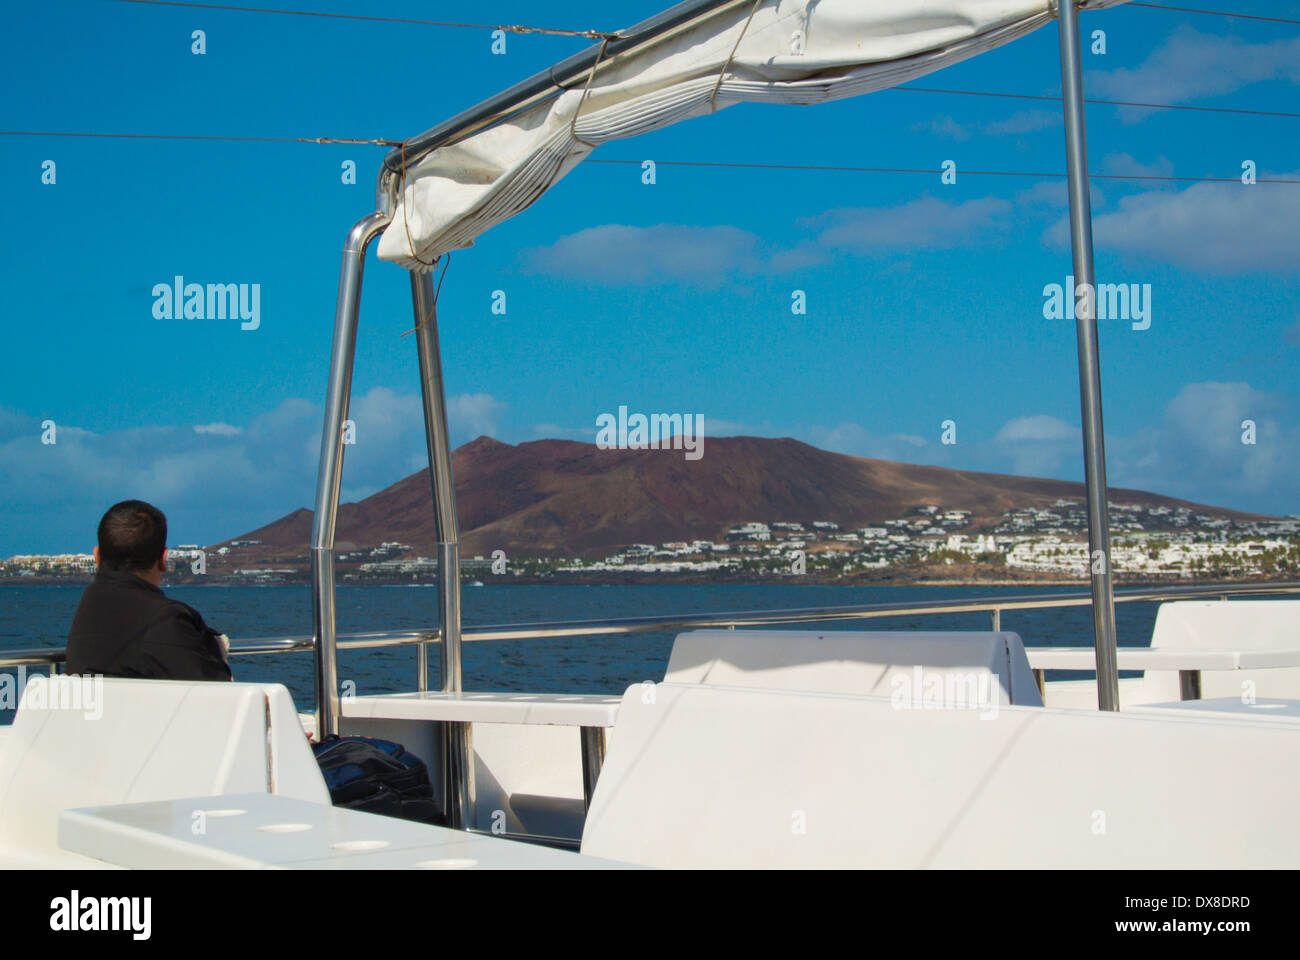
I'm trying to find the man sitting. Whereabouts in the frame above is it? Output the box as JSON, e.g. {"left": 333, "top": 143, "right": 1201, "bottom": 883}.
{"left": 66, "top": 500, "right": 232, "bottom": 681}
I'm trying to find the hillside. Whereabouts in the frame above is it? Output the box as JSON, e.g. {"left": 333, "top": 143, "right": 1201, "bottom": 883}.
{"left": 213, "top": 435, "right": 1266, "bottom": 560}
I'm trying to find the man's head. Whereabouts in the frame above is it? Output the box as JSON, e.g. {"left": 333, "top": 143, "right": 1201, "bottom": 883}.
{"left": 94, "top": 500, "right": 168, "bottom": 583}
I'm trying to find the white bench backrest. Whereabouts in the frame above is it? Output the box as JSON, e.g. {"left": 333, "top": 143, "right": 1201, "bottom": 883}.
{"left": 665, "top": 629, "right": 1041, "bottom": 705}
{"left": 581, "top": 682, "right": 1300, "bottom": 868}
{"left": 1142, "top": 600, "right": 1300, "bottom": 703}
{"left": 0, "top": 677, "right": 327, "bottom": 865}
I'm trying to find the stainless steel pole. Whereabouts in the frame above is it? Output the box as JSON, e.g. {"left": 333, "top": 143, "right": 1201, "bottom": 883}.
{"left": 580, "top": 727, "right": 608, "bottom": 813}
{"left": 311, "top": 211, "right": 390, "bottom": 740}
{"left": 1057, "top": 0, "right": 1120, "bottom": 711}
{"left": 411, "top": 270, "right": 475, "bottom": 828}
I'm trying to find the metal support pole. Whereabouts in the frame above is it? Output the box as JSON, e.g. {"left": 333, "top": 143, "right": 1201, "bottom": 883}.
{"left": 580, "top": 727, "right": 608, "bottom": 813}
{"left": 311, "top": 211, "right": 390, "bottom": 741}
{"left": 990, "top": 608, "right": 1001, "bottom": 632}
{"left": 411, "top": 270, "right": 475, "bottom": 829}
{"left": 1057, "top": 0, "right": 1120, "bottom": 712}
{"left": 416, "top": 641, "right": 428, "bottom": 693}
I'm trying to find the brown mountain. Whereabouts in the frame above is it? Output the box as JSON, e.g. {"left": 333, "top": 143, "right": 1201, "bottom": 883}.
{"left": 213, "top": 436, "right": 1267, "bottom": 560}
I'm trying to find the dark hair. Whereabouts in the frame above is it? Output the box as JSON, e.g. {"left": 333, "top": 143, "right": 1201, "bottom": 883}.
{"left": 97, "top": 500, "right": 167, "bottom": 572}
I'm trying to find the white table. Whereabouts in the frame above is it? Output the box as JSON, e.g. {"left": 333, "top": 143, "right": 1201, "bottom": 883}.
{"left": 1024, "top": 646, "right": 1300, "bottom": 700}
{"left": 58, "top": 793, "right": 635, "bottom": 869}
{"left": 343, "top": 691, "right": 621, "bottom": 810}
{"left": 1131, "top": 697, "right": 1300, "bottom": 722}
{"left": 343, "top": 691, "right": 621, "bottom": 727}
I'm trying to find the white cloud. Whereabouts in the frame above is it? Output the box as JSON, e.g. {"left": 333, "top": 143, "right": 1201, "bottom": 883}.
{"left": 447, "top": 392, "right": 508, "bottom": 440}
{"left": 1015, "top": 180, "right": 1069, "bottom": 208}
{"left": 519, "top": 224, "right": 762, "bottom": 286}
{"left": 979, "top": 391, "right": 1300, "bottom": 511}
{"left": 982, "top": 109, "right": 1059, "bottom": 136}
{"left": 7, "top": 378, "right": 1295, "bottom": 555}
{"left": 991, "top": 415, "right": 1081, "bottom": 477}
{"left": 528, "top": 415, "right": 738, "bottom": 442}
{"left": 1013, "top": 179, "right": 1106, "bottom": 211}
{"left": 801, "top": 386, "right": 1299, "bottom": 515}
{"left": 994, "top": 415, "right": 1080, "bottom": 444}
{"left": 1109, "top": 382, "right": 1298, "bottom": 505}
{"left": 0, "top": 419, "right": 264, "bottom": 554}
{"left": 529, "top": 422, "right": 596, "bottom": 440}
{"left": 909, "top": 115, "right": 972, "bottom": 141}
{"left": 767, "top": 243, "right": 829, "bottom": 273}
{"left": 805, "top": 422, "right": 931, "bottom": 462}
{"left": 910, "top": 109, "right": 1058, "bottom": 141}
{"left": 1100, "top": 153, "right": 1174, "bottom": 180}
{"left": 0, "top": 407, "right": 35, "bottom": 443}
{"left": 1044, "top": 173, "right": 1300, "bottom": 273}
{"left": 338, "top": 387, "right": 427, "bottom": 498}
{"left": 520, "top": 195, "right": 1016, "bottom": 286}
{"left": 193, "top": 422, "right": 242, "bottom": 436}
{"left": 0, "top": 388, "right": 495, "bottom": 554}
{"left": 806, "top": 195, "right": 1012, "bottom": 253}
{"left": 1088, "top": 27, "right": 1300, "bottom": 120}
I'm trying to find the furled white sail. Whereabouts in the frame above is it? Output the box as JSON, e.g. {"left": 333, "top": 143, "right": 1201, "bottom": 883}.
{"left": 378, "top": 0, "right": 1125, "bottom": 269}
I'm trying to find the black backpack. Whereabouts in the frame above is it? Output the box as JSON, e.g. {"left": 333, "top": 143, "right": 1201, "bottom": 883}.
{"left": 311, "top": 736, "right": 446, "bottom": 826}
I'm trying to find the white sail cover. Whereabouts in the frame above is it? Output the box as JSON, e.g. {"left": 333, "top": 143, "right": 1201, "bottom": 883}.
{"left": 379, "top": 0, "right": 1125, "bottom": 269}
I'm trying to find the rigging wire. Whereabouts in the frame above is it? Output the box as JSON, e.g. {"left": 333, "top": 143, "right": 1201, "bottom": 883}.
{"left": 110, "top": 0, "right": 622, "bottom": 39}
{"left": 586, "top": 158, "right": 1300, "bottom": 183}
{"left": 6, "top": 4, "right": 1290, "bottom": 165}
{"left": 2, "top": 132, "right": 1295, "bottom": 183}
{"left": 111, "top": 0, "right": 1300, "bottom": 30}
{"left": 4, "top": 79, "right": 1294, "bottom": 147}
{"left": 19, "top": 1, "right": 1297, "bottom": 146}
{"left": 0, "top": 129, "right": 401, "bottom": 145}
{"left": 892, "top": 86, "right": 1300, "bottom": 121}
{"left": 1126, "top": 3, "right": 1300, "bottom": 26}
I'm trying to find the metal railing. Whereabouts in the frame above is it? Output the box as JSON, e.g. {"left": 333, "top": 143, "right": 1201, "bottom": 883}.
{"left": 4, "top": 580, "right": 1297, "bottom": 673}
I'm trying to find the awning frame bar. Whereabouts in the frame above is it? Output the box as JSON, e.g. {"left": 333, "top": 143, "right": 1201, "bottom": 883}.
{"left": 310, "top": 0, "right": 1127, "bottom": 804}
{"left": 375, "top": 0, "right": 750, "bottom": 212}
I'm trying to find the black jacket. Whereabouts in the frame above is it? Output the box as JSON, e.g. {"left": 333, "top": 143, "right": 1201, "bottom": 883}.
{"left": 66, "top": 570, "right": 232, "bottom": 681}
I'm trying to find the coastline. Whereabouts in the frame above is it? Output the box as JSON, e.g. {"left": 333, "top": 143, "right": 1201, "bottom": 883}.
{"left": 3, "top": 570, "right": 1289, "bottom": 589}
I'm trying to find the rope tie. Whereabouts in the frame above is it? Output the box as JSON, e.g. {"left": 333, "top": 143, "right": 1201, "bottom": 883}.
{"left": 399, "top": 137, "right": 440, "bottom": 269}
{"left": 396, "top": 136, "right": 449, "bottom": 333}
{"left": 400, "top": 253, "right": 451, "bottom": 338}
{"left": 709, "top": 0, "right": 764, "bottom": 113}
{"left": 569, "top": 37, "right": 612, "bottom": 147}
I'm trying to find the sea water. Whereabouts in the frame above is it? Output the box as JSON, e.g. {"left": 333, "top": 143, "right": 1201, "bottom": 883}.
{"left": 0, "top": 583, "right": 1157, "bottom": 721}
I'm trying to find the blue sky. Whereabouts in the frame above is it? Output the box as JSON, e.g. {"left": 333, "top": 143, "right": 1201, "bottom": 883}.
{"left": 1, "top": 0, "right": 1297, "bottom": 554}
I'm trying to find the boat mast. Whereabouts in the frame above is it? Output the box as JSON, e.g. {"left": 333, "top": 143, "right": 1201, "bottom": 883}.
{"left": 1056, "top": 0, "right": 1120, "bottom": 710}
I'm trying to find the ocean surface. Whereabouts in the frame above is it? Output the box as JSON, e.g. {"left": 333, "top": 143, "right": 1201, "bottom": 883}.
{"left": 0, "top": 583, "right": 1155, "bottom": 720}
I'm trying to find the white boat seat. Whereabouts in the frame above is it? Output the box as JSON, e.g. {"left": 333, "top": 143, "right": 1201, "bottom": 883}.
{"left": 580, "top": 682, "right": 1300, "bottom": 868}
{"left": 664, "top": 629, "right": 1042, "bottom": 705}
{"left": 468, "top": 629, "right": 1043, "bottom": 841}
{"left": 1139, "top": 600, "right": 1300, "bottom": 704}
{"left": 0, "top": 677, "right": 328, "bottom": 868}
